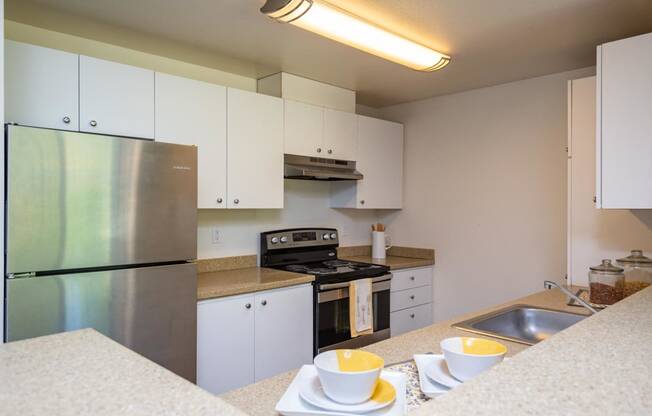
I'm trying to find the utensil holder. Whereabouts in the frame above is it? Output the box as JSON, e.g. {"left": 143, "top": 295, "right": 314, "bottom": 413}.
{"left": 372, "top": 231, "right": 386, "bottom": 259}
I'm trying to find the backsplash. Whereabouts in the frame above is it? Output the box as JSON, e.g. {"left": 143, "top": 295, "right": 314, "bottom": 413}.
{"left": 197, "top": 180, "right": 382, "bottom": 259}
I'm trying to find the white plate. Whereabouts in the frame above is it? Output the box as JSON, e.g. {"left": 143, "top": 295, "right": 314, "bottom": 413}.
{"left": 299, "top": 374, "right": 395, "bottom": 414}
{"left": 425, "top": 356, "right": 463, "bottom": 389}
{"left": 413, "top": 354, "right": 451, "bottom": 397}
{"left": 276, "top": 365, "right": 407, "bottom": 416}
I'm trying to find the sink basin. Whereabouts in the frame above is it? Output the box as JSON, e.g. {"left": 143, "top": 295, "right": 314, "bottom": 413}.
{"left": 452, "top": 304, "right": 587, "bottom": 345}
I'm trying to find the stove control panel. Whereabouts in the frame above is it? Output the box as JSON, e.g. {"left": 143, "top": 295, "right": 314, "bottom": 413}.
{"left": 262, "top": 228, "right": 338, "bottom": 250}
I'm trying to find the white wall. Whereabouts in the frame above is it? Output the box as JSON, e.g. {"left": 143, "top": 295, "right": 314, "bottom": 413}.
{"left": 568, "top": 76, "right": 652, "bottom": 286}
{"left": 378, "top": 67, "right": 595, "bottom": 322}
{"left": 198, "top": 180, "right": 380, "bottom": 259}
{"left": 1, "top": 1, "right": 5, "bottom": 341}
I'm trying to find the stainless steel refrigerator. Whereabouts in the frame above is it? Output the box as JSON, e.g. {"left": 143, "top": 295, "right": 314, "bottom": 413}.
{"left": 4, "top": 125, "right": 198, "bottom": 382}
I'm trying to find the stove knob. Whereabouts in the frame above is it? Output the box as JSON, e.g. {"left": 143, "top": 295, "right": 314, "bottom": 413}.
{"left": 330, "top": 233, "right": 337, "bottom": 240}
{"left": 322, "top": 233, "right": 330, "bottom": 240}
{"left": 280, "top": 236, "right": 288, "bottom": 243}
{"left": 271, "top": 237, "right": 279, "bottom": 244}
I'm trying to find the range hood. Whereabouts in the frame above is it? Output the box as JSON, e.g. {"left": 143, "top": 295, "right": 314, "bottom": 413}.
{"left": 284, "top": 154, "right": 363, "bottom": 181}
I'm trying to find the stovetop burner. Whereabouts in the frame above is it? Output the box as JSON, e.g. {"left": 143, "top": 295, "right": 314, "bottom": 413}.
{"left": 280, "top": 259, "right": 388, "bottom": 282}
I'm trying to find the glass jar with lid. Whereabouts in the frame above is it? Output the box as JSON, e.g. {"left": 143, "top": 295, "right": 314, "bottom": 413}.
{"left": 616, "top": 249, "right": 652, "bottom": 297}
{"left": 588, "top": 259, "right": 624, "bottom": 306}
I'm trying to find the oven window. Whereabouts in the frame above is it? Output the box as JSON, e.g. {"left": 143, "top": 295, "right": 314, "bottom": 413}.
{"left": 317, "top": 290, "right": 390, "bottom": 350}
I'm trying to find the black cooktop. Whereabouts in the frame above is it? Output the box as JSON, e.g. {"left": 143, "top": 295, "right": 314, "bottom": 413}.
{"left": 278, "top": 259, "right": 389, "bottom": 284}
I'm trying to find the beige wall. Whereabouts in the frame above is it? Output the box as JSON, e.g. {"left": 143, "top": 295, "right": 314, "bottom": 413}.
{"left": 198, "top": 180, "right": 380, "bottom": 259}
{"left": 5, "top": 21, "right": 257, "bottom": 91}
{"left": 379, "top": 67, "right": 595, "bottom": 321}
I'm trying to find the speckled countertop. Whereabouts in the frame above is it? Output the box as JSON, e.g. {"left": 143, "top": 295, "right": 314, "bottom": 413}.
{"left": 0, "top": 329, "right": 246, "bottom": 416}
{"left": 220, "top": 287, "right": 593, "bottom": 415}
{"left": 197, "top": 267, "right": 314, "bottom": 300}
{"left": 339, "top": 245, "right": 435, "bottom": 270}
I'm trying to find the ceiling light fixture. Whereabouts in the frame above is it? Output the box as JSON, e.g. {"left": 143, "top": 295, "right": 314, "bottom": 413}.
{"left": 260, "top": 0, "right": 450, "bottom": 72}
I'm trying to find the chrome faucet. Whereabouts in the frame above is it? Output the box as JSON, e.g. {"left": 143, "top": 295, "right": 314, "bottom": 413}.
{"left": 544, "top": 280, "right": 598, "bottom": 314}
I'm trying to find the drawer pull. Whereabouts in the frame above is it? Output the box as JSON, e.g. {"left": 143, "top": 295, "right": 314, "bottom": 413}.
{"left": 410, "top": 313, "right": 415, "bottom": 318}
{"left": 410, "top": 276, "right": 415, "bottom": 281}
{"left": 410, "top": 295, "right": 415, "bottom": 300}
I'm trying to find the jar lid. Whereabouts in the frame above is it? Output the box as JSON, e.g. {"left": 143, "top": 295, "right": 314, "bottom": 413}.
{"left": 589, "top": 259, "right": 624, "bottom": 273}
{"left": 617, "top": 249, "right": 652, "bottom": 265}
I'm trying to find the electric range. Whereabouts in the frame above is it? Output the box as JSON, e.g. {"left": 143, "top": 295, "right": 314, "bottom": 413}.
{"left": 260, "top": 228, "right": 391, "bottom": 355}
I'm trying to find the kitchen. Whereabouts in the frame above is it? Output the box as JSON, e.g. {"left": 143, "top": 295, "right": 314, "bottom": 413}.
{"left": 2, "top": 0, "right": 652, "bottom": 415}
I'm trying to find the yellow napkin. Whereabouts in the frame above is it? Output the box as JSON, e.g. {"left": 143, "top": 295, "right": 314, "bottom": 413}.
{"left": 349, "top": 278, "right": 373, "bottom": 338}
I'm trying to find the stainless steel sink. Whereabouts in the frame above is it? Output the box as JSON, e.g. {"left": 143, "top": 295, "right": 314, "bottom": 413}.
{"left": 452, "top": 304, "right": 587, "bottom": 345}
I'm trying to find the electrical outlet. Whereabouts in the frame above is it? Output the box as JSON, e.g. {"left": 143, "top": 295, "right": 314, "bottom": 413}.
{"left": 211, "top": 228, "right": 221, "bottom": 244}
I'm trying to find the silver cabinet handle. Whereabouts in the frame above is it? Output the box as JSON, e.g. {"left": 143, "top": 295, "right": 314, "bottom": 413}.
{"left": 410, "top": 313, "right": 415, "bottom": 318}
{"left": 261, "top": 300, "right": 267, "bottom": 306}
{"left": 62, "top": 116, "right": 71, "bottom": 124}
{"left": 410, "top": 295, "right": 415, "bottom": 300}
{"left": 327, "top": 149, "right": 333, "bottom": 154}
{"left": 234, "top": 199, "right": 239, "bottom": 204}
{"left": 217, "top": 197, "right": 223, "bottom": 204}
{"left": 410, "top": 276, "right": 415, "bottom": 281}
{"left": 245, "top": 303, "right": 251, "bottom": 309}
{"left": 360, "top": 200, "right": 365, "bottom": 205}
{"left": 316, "top": 148, "right": 322, "bottom": 153}
{"left": 89, "top": 120, "right": 97, "bottom": 127}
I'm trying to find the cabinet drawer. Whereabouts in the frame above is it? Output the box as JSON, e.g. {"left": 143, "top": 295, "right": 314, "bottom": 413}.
{"left": 390, "top": 303, "right": 432, "bottom": 337}
{"left": 390, "top": 286, "right": 432, "bottom": 312}
{"left": 391, "top": 267, "right": 432, "bottom": 292}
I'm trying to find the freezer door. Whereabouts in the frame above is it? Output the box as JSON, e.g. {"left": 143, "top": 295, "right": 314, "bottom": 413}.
{"left": 5, "top": 263, "right": 197, "bottom": 382}
{"left": 6, "top": 125, "right": 197, "bottom": 274}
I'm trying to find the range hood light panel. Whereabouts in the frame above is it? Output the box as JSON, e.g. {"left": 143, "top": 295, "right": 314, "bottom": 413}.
{"left": 260, "top": 0, "right": 450, "bottom": 72}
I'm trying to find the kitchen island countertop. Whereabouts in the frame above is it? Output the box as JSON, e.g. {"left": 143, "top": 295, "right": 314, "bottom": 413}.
{"left": 0, "top": 328, "right": 246, "bottom": 416}
{"left": 221, "top": 286, "right": 652, "bottom": 415}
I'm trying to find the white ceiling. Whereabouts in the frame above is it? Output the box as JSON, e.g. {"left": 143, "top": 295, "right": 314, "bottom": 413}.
{"left": 7, "top": 0, "right": 652, "bottom": 107}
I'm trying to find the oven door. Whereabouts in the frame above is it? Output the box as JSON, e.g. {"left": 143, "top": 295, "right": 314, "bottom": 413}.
{"left": 315, "top": 275, "right": 391, "bottom": 355}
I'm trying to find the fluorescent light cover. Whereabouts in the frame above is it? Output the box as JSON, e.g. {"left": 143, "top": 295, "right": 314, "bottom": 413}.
{"left": 261, "top": 0, "right": 450, "bottom": 71}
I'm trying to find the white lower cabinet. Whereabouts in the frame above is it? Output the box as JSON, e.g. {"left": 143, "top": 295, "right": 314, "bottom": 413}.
{"left": 390, "top": 267, "right": 433, "bottom": 337}
{"left": 197, "top": 284, "right": 313, "bottom": 395}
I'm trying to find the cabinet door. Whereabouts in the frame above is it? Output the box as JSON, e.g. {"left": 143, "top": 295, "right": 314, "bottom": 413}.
{"left": 599, "top": 33, "right": 652, "bottom": 208}
{"left": 80, "top": 55, "right": 154, "bottom": 139}
{"left": 356, "top": 116, "right": 404, "bottom": 208}
{"left": 284, "top": 99, "right": 323, "bottom": 157}
{"left": 324, "top": 108, "right": 357, "bottom": 161}
{"left": 5, "top": 40, "right": 79, "bottom": 131}
{"left": 254, "top": 285, "right": 313, "bottom": 381}
{"left": 155, "top": 73, "right": 227, "bottom": 208}
{"left": 197, "top": 295, "right": 255, "bottom": 395}
{"left": 227, "top": 88, "right": 284, "bottom": 209}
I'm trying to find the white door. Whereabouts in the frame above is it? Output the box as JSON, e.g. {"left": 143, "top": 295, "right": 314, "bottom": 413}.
{"left": 227, "top": 88, "right": 284, "bottom": 209}
{"left": 197, "top": 295, "right": 255, "bottom": 395}
{"left": 599, "top": 33, "right": 652, "bottom": 208}
{"left": 254, "top": 285, "right": 313, "bottom": 381}
{"left": 5, "top": 41, "right": 79, "bottom": 131}
{"left": 324, "top": 108, "right": 357, "bottom": 161}
{"left": 356, "top": 116, "right": 404, "bottom": 209}
{"left": 155, "top": 73, "right": 227, "bottom": 208}
{"left": 284, "top": 99, "right": 323, "bottom": 157}
{"left": 80, "top": 55, "right": 155, "bottom": 139}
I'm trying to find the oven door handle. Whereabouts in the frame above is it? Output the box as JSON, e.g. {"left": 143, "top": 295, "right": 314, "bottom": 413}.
{"left": 318, "top": 274, "right": 391, "bottom": 291}
{"left": 318, "top": 279, "right": 391, "bottom": 303}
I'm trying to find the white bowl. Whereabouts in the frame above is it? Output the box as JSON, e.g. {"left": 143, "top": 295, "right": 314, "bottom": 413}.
{"left": 313, "top": 349, "right": 384, "bottom": 404}
{"left": 440, "top": 337, "right": 506, "bottom": 382}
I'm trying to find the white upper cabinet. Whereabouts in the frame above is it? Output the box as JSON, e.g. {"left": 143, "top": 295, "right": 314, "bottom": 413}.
{"left": 5, "top": 40, "right": 79, "bottom": 131}
{"left": 284, "top": 99, "right": 323, "bottom": 157}
{"left": 324, "top": 108, "right": 357, "bottom": 161}
{"left": 597, "top": 32, "right": 652, "bottom": 209}
{"left": 227, "top": 88, "right": 284, "bottom": 209}
{"left": 155, "top": 73, "right": 227, "bottom": 208}
{"left": 331, "top": 115, "right": 404, "bottom": 209}
{"left": 80, "top": 55, "right": 155, "bottom": 139}
{"left": 284, "top": 99, "right": 357, "bottom": 160}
